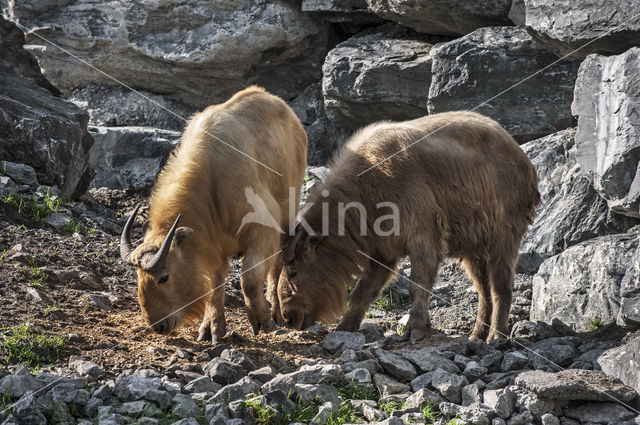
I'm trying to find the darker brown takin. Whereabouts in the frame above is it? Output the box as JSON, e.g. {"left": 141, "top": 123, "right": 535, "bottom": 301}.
{"left": 120, "top": 86, "right": 307, "bottom": 344}
{"left": 276, "top": 111, "right": 539, "bottom": 343}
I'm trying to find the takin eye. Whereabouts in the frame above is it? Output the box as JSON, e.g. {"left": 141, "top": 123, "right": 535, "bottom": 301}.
{"left": 158, "top": 275, "right": 169, "bottom": 284}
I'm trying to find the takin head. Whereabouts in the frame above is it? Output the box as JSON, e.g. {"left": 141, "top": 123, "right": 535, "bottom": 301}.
{"left": 120, "top": 204, "right": 203, "bottom": 335}
{"left": 276, "top": 228, "right": 349, "bottom": 330}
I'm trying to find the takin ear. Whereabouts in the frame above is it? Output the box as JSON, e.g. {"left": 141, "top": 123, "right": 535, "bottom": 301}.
{"left": 173, "top": 226, "right": 193, "bottom": 248}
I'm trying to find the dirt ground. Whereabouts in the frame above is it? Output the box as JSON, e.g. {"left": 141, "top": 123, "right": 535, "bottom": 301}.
{"left": 0, "top": 189, "right": 483, "bottom": 376}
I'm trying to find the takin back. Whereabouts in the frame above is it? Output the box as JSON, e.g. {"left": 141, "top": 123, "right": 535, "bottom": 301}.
{"left": 120, "top": 86, "right": 307, "bottom": 344}
{"left": 275, "top": 111, "right": 540, "bottom": 343}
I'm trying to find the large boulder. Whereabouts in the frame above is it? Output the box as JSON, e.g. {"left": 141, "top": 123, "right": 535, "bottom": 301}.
{"left": 88, "top": 126, "right": 180, "bottom": 190}
{"left": 530, "top": 230, "right": 639, "bottom": 331}
{"left": 523, "top": 0, "right": 640, "bottom": 58}
{"left": 69, "top": 84, "right": 194, "bottom": 131}
{"left": 0, "top": 17, "right": 57, "bottom": 93}
{"left": 572, "top": 48, "right": 640, "bottom": 218}
{"left": 597, "top": 335, "right": 640, "bottom": 394}
{"left": 518, "top": 129, "right": 635, "bottom": 273}
{"left": 0, "top": 65, "right": 94, "bottom": 199}
{"left": 428, "top": 27, "right": 580, "bottom": 143}
{"left": 322, "top": 27, "right": 433, "bottom": 130}
{"left": 301, "top": 0, "right": 383, "bottom": 24}
{"left": 289, "top": 82, "right": 349, "bottom": 165}
{"left": 365, "top": 0, "right": 512, "bottom": 36}
{"left": 8, "top": 0, "right": 331, "bottom": 109}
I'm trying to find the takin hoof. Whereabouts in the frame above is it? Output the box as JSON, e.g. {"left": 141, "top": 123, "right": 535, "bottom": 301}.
{"left": 336, "top": 317, "right": 361, "bottom": 332}
{"left": 197, "top": 319, "right": 226, "bottom": 345}
{"left": 402, "top": 324, "right": 430, "bottom": 345}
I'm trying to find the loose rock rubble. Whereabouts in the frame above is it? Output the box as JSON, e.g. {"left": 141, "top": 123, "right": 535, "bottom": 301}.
{"left": 1, "top": 324, "right": 639, "bottom": 425}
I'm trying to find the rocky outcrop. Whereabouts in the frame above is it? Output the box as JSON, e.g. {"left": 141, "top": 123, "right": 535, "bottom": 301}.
{"left": 322, "top": 28, "right": 433, "bottom": 130}
{"left": 523, "top": 0, "right": 640, "bottom": 58}
{"left": 530, "top": 231, "right": 639, "bottom": 331}
{"left": 88, "top": 126, "right": 180, "bottom": 191}
{"left": 428, "top": 27, "right": 580, "bottom": 142}
{"left": 572, "top": 48, "right": 640, "bottom": 218}
{"left": 619, "top": 245, "right": 640, "bottom": 328}
{"left": 518, "top": 129, "right": 635, "bottom": 274}
{"left": 0, "top": 65, "right": 94, "bottom": 200}
{"left": 366, "top": 0, "right": 513, "bottom": 36}
{"left": 9, "top": 0, "right": 331, "bottom": 109}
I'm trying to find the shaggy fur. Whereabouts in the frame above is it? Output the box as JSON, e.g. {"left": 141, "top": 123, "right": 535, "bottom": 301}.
{"left": 127, "top": 86, "right": 307, "bottom": 343}
{"left": 276, "top": 111, "right": 539, "bottom": 343}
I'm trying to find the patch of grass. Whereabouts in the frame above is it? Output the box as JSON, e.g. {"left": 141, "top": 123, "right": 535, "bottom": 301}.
{"left": 62, "top": 220, "right": 82, "bottom": 234}
{"left": 326, "top": 401, "right": 363, "bottom": 425}
{"left": 1, "top": 193, "right": 26, "bottom": 214}
{"left": 590, "top": 316, "right": 604, "bottom": 330}
{"left": 245, "top": 397, "right": 279, "bottom": 425}
{"left": 421, "top": 402, "right": 440, "bottom": 424}
{"left": 2, "top": 324, "right": 66, "bottom": 368}
{"left": 335, "top": 379, "right": 379, "bottom": 401}
{"left": 379, "top": 400, "right": 405, "bottom": 414}
{"left": 26, "top": 256, "right": 45, "bottom": 287}
{"left": 286, "top": 396, "right": 321, "bottom": 424}
{"left": 245, "top": 393, "right": 323, "bottom": 425}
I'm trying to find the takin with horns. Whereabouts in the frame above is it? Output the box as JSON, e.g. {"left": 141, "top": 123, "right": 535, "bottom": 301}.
{"left": 120, "top": 86, "right": 307, "bottom": 343}
{"left": 276, "top": 111, "right": 539, "bottom": 343}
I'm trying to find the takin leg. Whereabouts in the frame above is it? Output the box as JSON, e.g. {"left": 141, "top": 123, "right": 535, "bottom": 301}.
{"left": 241, "top": 248, "right": 278, "bottom": 335}
{"left": 404, "top": 250, "right": 441, "bottom": 344}
{"left": 462, "top": 257, "right": 492, "bottom": 342}
{"left": 198, "top": 271, "right": 227, "bottom": 345}
{"left": 267, "top": 258, "right": 284, "bottom": 325}
{"left": 486, "top": 255, "right": 516, "bottom": 342}
{"left": 337, "top": 259, "right": 398, "bottom": 332}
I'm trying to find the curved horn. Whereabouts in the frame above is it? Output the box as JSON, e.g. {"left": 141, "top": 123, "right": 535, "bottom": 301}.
{"left": 120, "top": 203, "right": 141, "bottom": 263}
{"left": 140, "top": 213, "right": 182, "bottom": 271}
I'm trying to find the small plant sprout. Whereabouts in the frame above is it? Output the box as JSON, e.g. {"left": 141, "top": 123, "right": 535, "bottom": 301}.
{"left": 590, "top": 316, "right": 604, "bottom": 330}
{"left": 26, "top": 256, "right": 45, "bottom": 287}
{"left": 44, "top": 304, "right": 59, "bottom": 315}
